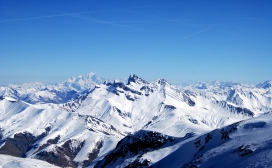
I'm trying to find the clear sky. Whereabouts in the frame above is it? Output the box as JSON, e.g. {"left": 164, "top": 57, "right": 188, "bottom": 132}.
{"left": 1, "top": 0, "right": 271, "bottom": 84}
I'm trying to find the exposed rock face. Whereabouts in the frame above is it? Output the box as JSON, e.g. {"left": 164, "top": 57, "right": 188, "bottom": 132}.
{"left": 95, "top": 130, "right": 180, "bottom": 168}
{"left": 58, "top": 90, "right": 92, "bottom": 112}
{"left": 0, "top": 130, "right": 104, "bottom": 168}
{"left": 0, "top": 127, "right": 53, "bottom": 158}
{"left": 82, "top": 141, "right": 103, "bottom": 167}
{"left": 215, "top": 101, "right": 254, "bottom": 116}
{"left": 34, "top": 135, "right": 61, "bottom": 155}
{"left": 127, "top": 74, "right": 148, "bottom": 85}
{"left": 232, "top": 145, "right": 253, "bottom": 157}
{"left": 0, "top": 128, "right": 3, "bottom": 140}
{"left": 181, "top": 122, "right": 242, "bottom": 168}
{"left": 257, "top": 80, "right": 272, "bottom": 89}
{"left": 35, "top": 139, "right": 85, "bottom": 168}
{"left": 0, "top": 132, "right": 35, "bottom": 157}
{"left": 183, "top": 92, "right": 196, "bottom": 106}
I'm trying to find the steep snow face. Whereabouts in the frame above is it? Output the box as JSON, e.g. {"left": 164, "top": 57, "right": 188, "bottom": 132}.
{"left": 62, "top": 75, "right": 260, "bottom": 138}
{"left": 0, "top": 97, "right": 124, "bottom": 167}
{"left": 73, "top": 77, "right": 207, "bottom": 137}
{"left": 94, "top": 130, "right": 183, "bottom": 168}
{"left": 98, "top": 113, "right": 272, "bottom": 168}
{"left": 147, "top": 113, "right": 272, "bottom": 168}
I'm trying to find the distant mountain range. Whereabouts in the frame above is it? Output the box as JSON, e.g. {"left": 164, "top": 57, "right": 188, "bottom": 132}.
{"left": 0, "top": 73, "right": 271, "bottom": 167}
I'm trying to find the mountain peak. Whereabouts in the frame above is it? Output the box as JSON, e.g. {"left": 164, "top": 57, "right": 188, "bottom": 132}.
{"left": 127, "top": 74, "right": 148, "bottom": 85}
{"left": 257, "top": 80, "right": 272, "bottom": 89}
{"left": 57, "top": 73, "right": 106, "bottom": 92}
{"left": 155, "top": 78, "right": 168, "bottom": 85}
{"left": 195, "top": 81, "right": 208, "bottom": 89}
{"left": 211, "top": 81, "right": 240, "bottom": 89}
{"left": 86, "top": 72, "right": 96, "bottom": 78}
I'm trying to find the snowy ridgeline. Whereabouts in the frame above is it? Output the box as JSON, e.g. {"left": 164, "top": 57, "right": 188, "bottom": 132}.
{"left": 0, "top": 73, "right": 271, "bottom": 167}
{"left": 96, "top": 113, "right": 272, "bottom": 168}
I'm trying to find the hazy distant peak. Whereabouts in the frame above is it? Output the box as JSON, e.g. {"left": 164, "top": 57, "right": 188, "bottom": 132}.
{"left": 154, "top": 78, "right": 169, "bottom": 86}
{"left": 87, "top": 72, "right": 96, "bottom": 77}
{"left": 257, "top": 80, "right": 272, "bottom": 89}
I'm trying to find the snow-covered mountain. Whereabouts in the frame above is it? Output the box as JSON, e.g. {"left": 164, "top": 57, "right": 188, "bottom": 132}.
{"left": 0, "top": 73, "right": 271, "bottom": 167}
{"left": 182, "top": 80, "right": 272, "bottom": 115}
{"left": 0, "top": 97, "right": 124, "bottom": 167}
{"left": 257, "top": 80, "right": 272, "bottom": 89}
{"left": 97, "top": 112, "right": 272, "bottom": 168}
{"left": 0, "top": 73, "right": 105, "bottom": 104}
{"left": 56, "top": 72, "right": 106, "bottom": 92}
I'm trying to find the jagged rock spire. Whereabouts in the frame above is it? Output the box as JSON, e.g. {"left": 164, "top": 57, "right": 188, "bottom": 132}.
{"left": 127, "top": 74, "right": 148, "bottom": 85}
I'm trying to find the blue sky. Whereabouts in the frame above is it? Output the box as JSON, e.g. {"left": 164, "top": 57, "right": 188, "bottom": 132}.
{"left": 1, "top": 0, "right": 271, "bottom": 84}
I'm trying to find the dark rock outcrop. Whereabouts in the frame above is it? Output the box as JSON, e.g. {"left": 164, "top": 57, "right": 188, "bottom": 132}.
{"left": 83, "top": 141, "right": 103, "bottom": 167}
{"left": 215, "top": 101, "right": 254, "bottom": 116}
{"left": 0, "top": 132, "right": 35, "bottom": 157}
{"left": 35, "top": 139, "right": 85, "bottom": 168}
{"left": 127, "top": 74, "right": 148, "bottom": 85}
{"left": 95, "top": 130, "right": 182, "bottom": 168}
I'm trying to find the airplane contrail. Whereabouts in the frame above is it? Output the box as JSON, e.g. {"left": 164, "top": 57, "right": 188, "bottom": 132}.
{"left": 0, "top": 8, "right": 152, "bottom": 32}
{"left": 181, "top": 17, "right": 259, "bottom": 40}
{"left": 0, "top": 3, "right": 184, "bottom": 32}
{"left": 0, "top": 5, "right": 156, "bottom": 23}
{"left": 72, "top": 14, "right": 152, "bottom": 32}
{"left": 182, "top": 24, "right": 218, "bottom": 40}
{"left": 0, "top": 11, "right": 93, "bottom": 23}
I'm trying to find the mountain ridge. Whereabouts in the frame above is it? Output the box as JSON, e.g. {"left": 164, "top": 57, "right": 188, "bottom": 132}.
{"left": 0, "top": 73, "right": 272, "bottom": 167}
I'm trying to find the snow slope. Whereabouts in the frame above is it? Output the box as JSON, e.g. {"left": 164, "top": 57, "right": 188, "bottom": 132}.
{"left": 0, "top": 73, "right": 271, "bottom": 167}
{"left": 0, "top": 154, "right": 59, "bottom": 168}
{"left": 151, "top": 112, "right": 272, "bottom": 168}
{"left": 0, "top": 97, "right": 124, "bottom": 167}
{"left": 97, "top": 112, "right": 272, "bottom": 168}
{"left": 62, "top": 75, "right": 264, "bottom": 138}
